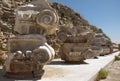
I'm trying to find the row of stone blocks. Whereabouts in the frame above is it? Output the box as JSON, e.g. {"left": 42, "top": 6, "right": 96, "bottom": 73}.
{"left": 2, "top": 0, "right": 114, "bottom": 79}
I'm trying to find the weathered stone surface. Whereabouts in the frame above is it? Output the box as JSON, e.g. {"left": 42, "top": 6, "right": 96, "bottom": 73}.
{"left": 59, "top": 33, "right": 104, "bottom": 62}
{"left": 52, "top": 3, "right": 112, "bottom": 58}
{"left": 83, "top": 45, "right": 103, "bottom": 59}
{"left": 14, "top": 0, "right": 58, "bottom": 35}
{"left": 4, "top": 36, "right": 55, "bottom": 73}
{"left": 0, "top": 0, "right": 115, "bottom": 63}
{"left": 7, "top": 35, "right": 46, "bottom": 53}
{"left": 32, "top": 43, "right": 55, "bottom": 64}
{"left": 5, "top": 70, "right": 44, "bottom": 79}
{"left": 50, "top": 3, "right": 114, "bottom": 62}
{"left": 57, "top": 25, "right": 104, "bottom": 61}
{"left": 56, "top": 25, "right": 112, "bottom": 62}
{"left": 100, "top": 46, "right": 111, "bottom": 56}
{"left": 92, "top": 33, "right": 112, "bottom": 55}
{"left": 3, "top": 0, "right": 57, "bottom": 79}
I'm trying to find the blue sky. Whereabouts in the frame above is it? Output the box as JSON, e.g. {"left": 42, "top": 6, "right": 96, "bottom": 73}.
{"left": 51, "top": 0, "right": 120, "bottom": 44}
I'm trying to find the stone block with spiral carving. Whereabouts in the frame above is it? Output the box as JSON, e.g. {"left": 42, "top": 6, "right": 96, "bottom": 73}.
{"left": 3, "top": 0, "right": 58, "bottom": 79}
{"left": 14, "top": 0, "right": 58, "bottom": 35}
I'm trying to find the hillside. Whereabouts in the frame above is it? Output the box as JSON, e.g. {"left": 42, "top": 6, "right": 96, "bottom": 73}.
{"left": 0, "top": 1, "right": 113, "bottom": 58}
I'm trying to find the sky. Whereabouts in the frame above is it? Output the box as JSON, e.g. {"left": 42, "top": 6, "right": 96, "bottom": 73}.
{"left": 51, "top": 0, "right": 120, "bottom": 44}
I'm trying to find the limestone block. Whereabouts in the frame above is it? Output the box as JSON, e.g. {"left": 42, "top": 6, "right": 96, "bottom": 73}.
{"left": 33, "top": 43, "right": 55, "bottom": 65}
{"left": 13, "top": 51, "right": 24, "bottom": 60}
{"left": 14, "top": 0, "right": 58, "bottom": 35}
{"left": 59, "top": 43, "right": 89, "bottom": 61}
{"left": 59, "top": 42, "right": 103, "bottom": 61}
{"left": 9, "top": 61, "right": 43, "bottom": 73}
{"left": 7, "top": 34, "right": 46, "bottom": 53}
{"left": 84, "top": 45, "right": 103, "bottom": 59}
{"left": 4, "top": 34, "right": 55, "bottom": 74}
{"left": 25, "top": 50, "right": 32, "bottom": 58}
{"left": 92, "top": 34, "right": 107, "bottom": 45}
{"left": 100, "top": 46, "right": 111, "bottom": 56}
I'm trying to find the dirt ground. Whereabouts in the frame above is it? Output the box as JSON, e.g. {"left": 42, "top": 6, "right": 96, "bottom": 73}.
{"left": 100, "top": 60, "right": 120, "bottom": 81}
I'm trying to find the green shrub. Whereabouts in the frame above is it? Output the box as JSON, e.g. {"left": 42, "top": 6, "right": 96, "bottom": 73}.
{"left": 98, "top": 68, "right": 108, "bottom": 80}
{"left": 114, "top": 56, "right": 120, "bottom": 61}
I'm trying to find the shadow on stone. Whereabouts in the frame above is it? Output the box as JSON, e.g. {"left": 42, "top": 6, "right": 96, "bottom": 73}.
{"left": 0, "top": 68, "right": 42, "bottom": 81}
{"left": 0, "top": 68, "right": 15, "bottom": 81}
{"left": 49, "top": 60, "right": 88, "bottom": 65}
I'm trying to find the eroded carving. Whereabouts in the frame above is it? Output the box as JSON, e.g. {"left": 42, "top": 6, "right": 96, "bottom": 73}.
{"left": 58, "top": 25, "right": 111, "bottom": 62}
{"left": 3, "top": 0, "right": 58, "bottom": 79}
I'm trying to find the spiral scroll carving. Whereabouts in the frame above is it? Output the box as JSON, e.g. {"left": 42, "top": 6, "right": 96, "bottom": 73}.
{"left": 36, "top": 9, "right": 58, "bottom": 35}
{"left": 36, "top": 9, "right": 57, "bottom": 26}
{"left": 33, "top": 45, "right": 54, "bottom": 65}
{"left": 33, "top": 48, "right": 50, "bottom": 64}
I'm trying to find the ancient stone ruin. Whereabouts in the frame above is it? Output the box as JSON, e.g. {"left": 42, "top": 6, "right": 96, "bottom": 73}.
{"left": 51, "top": 3, "right": 113, "bottom": 62}
{"left": 3, "top": 0, "right": 58, "bottom": 78}
{"left": 57, "top": 25, "right": 111, "bottom": 62}
{"left": 0, "top": 0, "right": 117, "bottom": 79}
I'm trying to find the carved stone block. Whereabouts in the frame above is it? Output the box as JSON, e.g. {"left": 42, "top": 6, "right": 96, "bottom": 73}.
{"left": 4, "top": 0, "right": 57, "bottom": 79}
{"left": 14, "top": 0, "right": 58, "bottom": 35}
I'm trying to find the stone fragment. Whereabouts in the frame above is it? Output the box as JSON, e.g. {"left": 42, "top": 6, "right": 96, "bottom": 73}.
{"left": 3, "top": 0, "right": 57, "bottom": 79}
{"left": 14, "top": 0, "right": 58, "bottom": 35}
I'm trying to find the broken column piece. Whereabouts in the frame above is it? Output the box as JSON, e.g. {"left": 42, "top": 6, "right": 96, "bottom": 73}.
{"left": 58, "top": 26, "right": 103, "bottom": 62}
{"left": 3, "top": 0, "right": 58, "bottom": 79}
